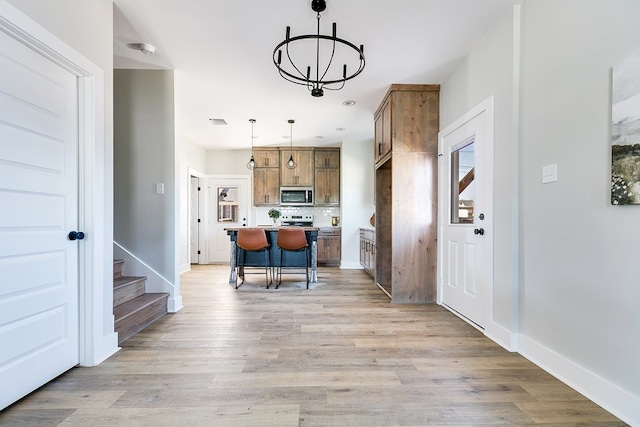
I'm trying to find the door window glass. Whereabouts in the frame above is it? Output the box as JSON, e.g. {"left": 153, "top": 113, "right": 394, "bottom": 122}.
{"left": 450, "top": 140, "right": 475, "bottom": 224}
{"left": 217, "top": 186, "right": 239, "bottom": 222}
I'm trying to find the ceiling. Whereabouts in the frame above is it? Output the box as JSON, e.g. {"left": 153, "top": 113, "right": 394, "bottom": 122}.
{"left": 113, "top": 0, "right": 521, "bottom": 151}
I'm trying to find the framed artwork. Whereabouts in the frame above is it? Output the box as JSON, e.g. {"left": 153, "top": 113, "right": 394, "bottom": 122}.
{"left": 611, "top": 51, "right": 640, "bottom": 205}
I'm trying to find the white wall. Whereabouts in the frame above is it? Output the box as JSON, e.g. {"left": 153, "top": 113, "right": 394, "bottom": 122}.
{"left": 518, "top": 0, "right": 640, "bottom": 423}
{"left": 441, "top": 1, "right": 640, "bottom": 424}
{"left": 5, "top": 0, "right": 116, "bottom": 361}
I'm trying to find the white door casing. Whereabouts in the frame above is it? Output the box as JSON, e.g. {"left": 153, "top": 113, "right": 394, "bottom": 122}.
{"left": 438, "top": 97, "right": 494, "bottom": 329}
{"left": 0, "top": 28, "right": 79, "bottom": 408}
{"left": 207, "top": 176, "right": 251, "bottom": 263}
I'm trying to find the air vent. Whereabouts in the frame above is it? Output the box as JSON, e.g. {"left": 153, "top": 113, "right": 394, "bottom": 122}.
{"left": 209, "top": 118, "right": 227, "bottom": 125}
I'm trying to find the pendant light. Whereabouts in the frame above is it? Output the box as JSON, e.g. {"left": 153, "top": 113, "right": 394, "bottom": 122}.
{"left": 286, "top": 119, "right": 296, "bottom": 169}
{"left": 246, "top": 119, "right": 256, "bottom": 170}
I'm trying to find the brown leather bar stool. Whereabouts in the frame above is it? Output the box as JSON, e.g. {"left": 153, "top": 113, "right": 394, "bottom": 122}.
{"left": 236, "top": 228, "right": 271, "bottom": 289}
{"left": 276, "top": 227, "right": 309, "bottom": 289}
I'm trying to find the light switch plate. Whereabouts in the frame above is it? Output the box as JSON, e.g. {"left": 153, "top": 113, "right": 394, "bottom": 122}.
{"left": 542, "top": 164, "right": 557, "bottom": 184}
{"left": 156, "top": 183, "right": 165, "bottom": 194}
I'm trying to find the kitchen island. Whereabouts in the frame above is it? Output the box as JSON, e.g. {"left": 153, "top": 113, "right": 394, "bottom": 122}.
{"left": 225, "top": 227, "right": 319, "bottom": 287}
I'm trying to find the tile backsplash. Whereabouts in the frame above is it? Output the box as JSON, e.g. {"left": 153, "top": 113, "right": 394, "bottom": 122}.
{"left": 255, "top": 206, "right": 340, "bottom": 227}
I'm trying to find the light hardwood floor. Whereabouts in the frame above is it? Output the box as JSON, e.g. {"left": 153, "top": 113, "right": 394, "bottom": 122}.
{"left": 0, "top": 265, "right": 627, "bottom": 426}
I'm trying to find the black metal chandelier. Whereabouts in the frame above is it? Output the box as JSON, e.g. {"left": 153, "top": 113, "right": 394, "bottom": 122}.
{"left": 273, "top": 0, "right": 365, "bottom": 97}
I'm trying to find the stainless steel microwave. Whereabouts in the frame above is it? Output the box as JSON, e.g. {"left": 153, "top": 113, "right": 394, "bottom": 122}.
{"left": 280, "top": 187, "right": 313, "bottom": 206}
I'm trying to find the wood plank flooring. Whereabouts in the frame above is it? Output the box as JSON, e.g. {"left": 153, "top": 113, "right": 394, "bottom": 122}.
{"left": 0, "top": 265, "right": 627, "bottom": 426}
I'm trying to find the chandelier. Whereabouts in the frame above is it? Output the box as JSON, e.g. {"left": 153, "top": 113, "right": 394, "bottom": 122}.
{"left": 273, "top": 0, "right": 365, "bottom": 97}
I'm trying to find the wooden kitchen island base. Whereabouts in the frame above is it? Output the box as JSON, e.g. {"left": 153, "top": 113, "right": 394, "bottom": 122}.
{"left": 225, "top": 227, "right": 319, "bottom": 287}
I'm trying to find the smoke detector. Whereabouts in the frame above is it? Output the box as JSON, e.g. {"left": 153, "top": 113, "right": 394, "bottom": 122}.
{"left": 127, "top": 43, "right": 156, "bottom": 55}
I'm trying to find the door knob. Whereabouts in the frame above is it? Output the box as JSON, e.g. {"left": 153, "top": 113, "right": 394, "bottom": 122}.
{"left": 473, "top": 228, "right": 484, "bottom": 236}
{"left": 68, "top": 231, "right": 85, "bottom": 240}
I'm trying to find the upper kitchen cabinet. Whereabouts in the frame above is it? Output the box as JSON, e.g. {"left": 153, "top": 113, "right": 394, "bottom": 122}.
{"left": 374, "top": 99, "right": 392, "bottom": 164}
{"left": 281, "top": 148, "right": 314, "bottom": 186}
{"left": 314, "top": 148, "right": 340, "bottom": 206}
{"left": 315, "top": 148, "right": 340, "bottom": 169}
{"left": 253, "top": 148, "right": 280, "bottom": 206}
{"left": 253, "top": 148, "right": 280, "bottom": 168}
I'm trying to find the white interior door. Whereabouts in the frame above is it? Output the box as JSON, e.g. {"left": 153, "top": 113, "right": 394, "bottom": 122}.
{"left": 438, "top": 98, "right": 494, "bottom": 328}
{"left": 207, "top": 176, "right": 250, "bottom": 263}
{"left": 0, "top": 29, "right": 79, "bottom": 408}
{"left": 189, "top": 176, "right": 200, "bottom": 264}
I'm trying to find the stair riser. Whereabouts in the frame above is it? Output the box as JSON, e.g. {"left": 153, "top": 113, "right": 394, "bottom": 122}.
{"left": 113, "top": 260, "right": 124, "bottom": 279}
{"left": 113, "top": 280, "right": 146, "bottom": 307}
{"left": 115, "top": 296, "right": 168, "bottom": 344}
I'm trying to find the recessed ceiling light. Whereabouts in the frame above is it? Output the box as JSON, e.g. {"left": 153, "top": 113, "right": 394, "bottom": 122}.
{"left": 314, "top": 136, "right": 324, "bottom": 139}
{"left": 209, "top": 118, "right": 227, "bottom": 125}
{"left": 342, "top": 100, "right": 356, "bottom": 106}
{"left": 336, "top": 127, "right": 346, "bottom": 132}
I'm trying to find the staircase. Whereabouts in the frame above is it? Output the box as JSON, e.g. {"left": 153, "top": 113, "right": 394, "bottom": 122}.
{"left": 113, "top": 259, "right": 169, "bottom": 344}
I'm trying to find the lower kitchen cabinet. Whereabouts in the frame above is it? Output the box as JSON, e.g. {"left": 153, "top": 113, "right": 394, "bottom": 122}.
{"left": 359, "top": 228, "right": 375, "bottom": 278}
{"left": 317, "top": 227, "right": 341, "bottom": 266}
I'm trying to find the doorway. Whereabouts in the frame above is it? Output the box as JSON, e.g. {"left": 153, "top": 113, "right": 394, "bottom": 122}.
{"left": 438, "top": 97, "right": 494, "bottom": 328}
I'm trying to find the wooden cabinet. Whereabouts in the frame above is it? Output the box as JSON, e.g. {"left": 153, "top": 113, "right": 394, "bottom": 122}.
{"left": 280, "top": 148, "right": 314, "bottom": 186}
{"left": 315, "top": 148, "right": 340, "bottom": 169}
{"left": 253, "top": 148, "right": 279, "bottom": 168}
{"left": 253, "top": 147, "right": 280, "bottom": 206}
{"left": 359, "top": 228, "right": 375, "bottom": 278}
{"left": 374, "top": 84, "right": 439, "bottom": 303}
{"left": 314, "top": 148, "right": 340, "bottom": 206}
{"left": 374, "top": 99, "right": 392, "bottom": 163}
{"left": 252, "top": 147, "right": 340, "bottom": 206}
{"left": 317, "top": 227, "right": 341, "bottom": 266}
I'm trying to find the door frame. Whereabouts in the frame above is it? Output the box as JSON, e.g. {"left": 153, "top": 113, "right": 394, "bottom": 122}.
{"left": 437, "top": 96, "right": 494, "bottom": 330}
{"left": 0, "top": 2, "right": 117, "bottom": 366}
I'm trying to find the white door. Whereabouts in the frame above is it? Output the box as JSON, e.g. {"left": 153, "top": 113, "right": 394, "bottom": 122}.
{"left": 207, "top": 177, "right": 250, "bottom": 263}
{"left": 438, "top": 98, "right": 493, "bottom": 328}
{"left": 190, "top": 176, "right": 201, "bottom": 264}
{"left": 0, "top": 30, "right": 80, "bottom": 408}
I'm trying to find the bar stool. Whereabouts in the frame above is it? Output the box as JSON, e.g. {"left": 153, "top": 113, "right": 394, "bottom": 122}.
{"left": 276, "top": 227, "right": 309, "bottom": 289}
{"left": 236, "top": 228, "right": 271, "bottom": 289}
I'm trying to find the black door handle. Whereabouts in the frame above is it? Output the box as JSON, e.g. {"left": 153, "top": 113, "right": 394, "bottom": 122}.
{"left": 474, "top": 228, "right": 484, "bottom": 236}
{"left": 68, "top": 231, "right": 85, "bottom": 240}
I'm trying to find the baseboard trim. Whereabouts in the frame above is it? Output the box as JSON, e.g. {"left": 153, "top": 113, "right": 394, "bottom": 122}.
{"left": 519, "top": 334, "right": 639, "bottom": 426}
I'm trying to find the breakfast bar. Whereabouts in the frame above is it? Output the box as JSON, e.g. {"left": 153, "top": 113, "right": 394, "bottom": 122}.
{"left": 225, "top": 227, "right": 319, "bottom": 287}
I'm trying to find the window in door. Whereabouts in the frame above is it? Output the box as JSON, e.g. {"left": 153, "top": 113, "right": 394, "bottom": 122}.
{"left": 450, "top": 139, "right": 475, "bottom": 224}
{"left": 217, "top": 186, "right": 239, "bottom": 222}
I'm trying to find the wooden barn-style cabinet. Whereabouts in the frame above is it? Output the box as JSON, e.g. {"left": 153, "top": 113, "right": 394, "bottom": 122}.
{"left": 374, "top": 84, "right": 439, "bottom": 303}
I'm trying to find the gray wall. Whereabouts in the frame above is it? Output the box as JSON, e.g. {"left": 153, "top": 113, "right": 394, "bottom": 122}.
{"left": 440, "top": 1, "right": 640, "bottom": 423}
{"left": 114, "top": 70, "right": 176, "bottom": 281}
